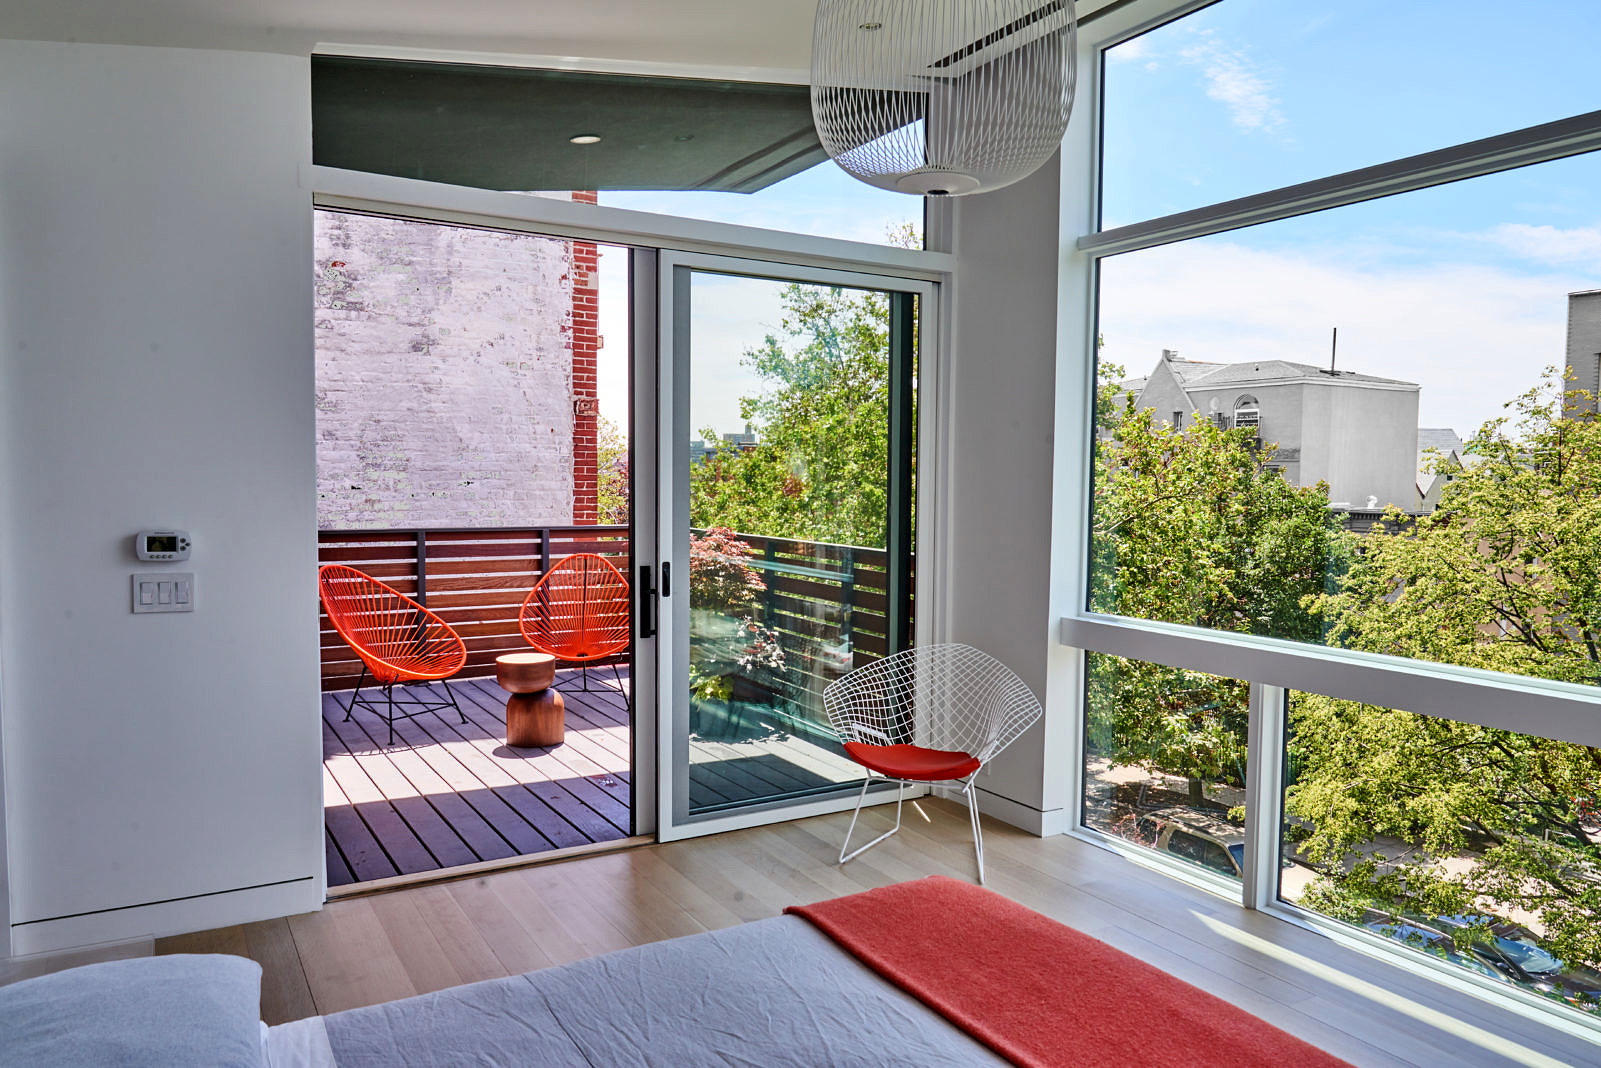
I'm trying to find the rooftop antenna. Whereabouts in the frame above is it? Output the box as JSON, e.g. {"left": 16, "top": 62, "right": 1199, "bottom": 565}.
{"left": 1329, "top": 326, "right": 1338, "bottom": 374}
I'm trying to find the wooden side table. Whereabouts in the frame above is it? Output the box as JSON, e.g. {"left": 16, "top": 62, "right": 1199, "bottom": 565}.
{"left": 495, "top": 652, "right": 565, "bottom": 748}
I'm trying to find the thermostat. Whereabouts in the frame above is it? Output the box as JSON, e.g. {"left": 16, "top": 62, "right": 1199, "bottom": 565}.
{"left": 136, "top": 529, "right": 191, "bottom": 562}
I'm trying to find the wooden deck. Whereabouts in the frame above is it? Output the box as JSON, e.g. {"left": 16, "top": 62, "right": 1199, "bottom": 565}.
{"left": 324, "top": 666, "right": 867, "bottom": 887}
{"left": 322, "top": 670, "right": 634, "bottom": 888}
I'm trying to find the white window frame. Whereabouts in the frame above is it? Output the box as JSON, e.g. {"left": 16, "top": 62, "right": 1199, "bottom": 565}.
{"left": 1056, "top": 0, "right": 1601, "bottom": 1041}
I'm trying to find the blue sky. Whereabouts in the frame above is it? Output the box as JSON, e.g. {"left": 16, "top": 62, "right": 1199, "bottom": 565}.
{"left": 1099, "top": 0, "right": 1601, "bottom": 435}
{"left": 593, "top": 0, "right": 1601, "bottom": 438}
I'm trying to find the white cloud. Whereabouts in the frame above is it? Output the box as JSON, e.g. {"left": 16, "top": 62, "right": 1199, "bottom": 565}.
{"left": 1107, "top": 36, "right": 1151, "bottom": 63}
{"left": 1179, "top": 32, "right": 1285, "bottom": 134}
{"left": 1481, "top": 223, "right": 1601, "bottom": 267}
{"left": 1098, "top": 240, "right": 1592, "bottom": 435}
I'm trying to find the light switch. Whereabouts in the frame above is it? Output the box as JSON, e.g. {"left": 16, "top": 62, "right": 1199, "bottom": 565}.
{"left": 132, "top": 573, "right": 194, "bottom": 614}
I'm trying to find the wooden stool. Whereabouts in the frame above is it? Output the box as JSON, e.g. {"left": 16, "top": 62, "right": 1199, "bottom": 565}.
{"left": 495, "top": 653, "right": 564, "bottom": 748}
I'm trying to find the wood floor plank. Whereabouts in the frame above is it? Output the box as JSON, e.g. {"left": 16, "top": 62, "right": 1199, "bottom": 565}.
{"left": 243, "top": 919, "right": 320, "bottom": 1026}
{"left": 445, "top": 876, "right": 560, "bottom": 976}
{"left": 287, "top": 897, "right": 417, "bottom": 1015}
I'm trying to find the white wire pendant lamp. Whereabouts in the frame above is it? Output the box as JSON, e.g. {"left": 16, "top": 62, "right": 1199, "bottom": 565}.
{"left": 811, "top": 0, "right": 1077, "bottom": 197}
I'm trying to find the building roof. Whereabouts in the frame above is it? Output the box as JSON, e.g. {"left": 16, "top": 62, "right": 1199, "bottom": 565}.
{"left": 1416, "top": 427, "right": 1468, "bottom": 498}
{"left": 1417, "top": 427, "right": 1465, "bottom": 456}
{"left": 1181, "top": 358, "right": 1417, "bottom": 390}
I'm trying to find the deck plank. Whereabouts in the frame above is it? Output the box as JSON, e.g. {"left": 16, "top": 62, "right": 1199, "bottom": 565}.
{"left": 323, "top": 676, "right": 631, "bottom": 888}
{"left": 325, "top": 699, "right": 480, "bottom": 871}
{"left": 350, "top": 696, "right": 532, "bottom": 864}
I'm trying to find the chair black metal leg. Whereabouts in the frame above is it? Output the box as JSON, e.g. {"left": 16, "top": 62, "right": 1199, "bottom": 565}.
{"left": 610, "top": 661, "right": 629, "bottom": 715}
{"left": 344, "top": 665, "right": 368, "bottom": 722}
{"left": 443, "top": 680, "right": 466, "bottom": 724}
{"left": 385, "top": 684, "right": 396, "bottom": 746}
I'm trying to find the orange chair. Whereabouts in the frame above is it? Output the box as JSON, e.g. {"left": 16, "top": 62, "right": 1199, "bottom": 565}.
{"left": 519, "top": 553, "right": 631, "bottom": 695}
{"left": 319, "top": 564, "right": 468, "bottom": 745}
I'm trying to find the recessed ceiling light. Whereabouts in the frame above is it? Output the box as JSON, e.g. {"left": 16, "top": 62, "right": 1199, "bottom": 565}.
{"left": 568, "top": 134, "right": 602, "bottom": 145}
{"left": 859, "top": 21, "right": 883, "bottom": 30}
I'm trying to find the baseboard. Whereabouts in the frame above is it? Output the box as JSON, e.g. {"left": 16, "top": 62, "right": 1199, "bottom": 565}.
{"left": 932, "top": 785, "right": 1069, "bottom": 837}
{"left": 8, "top": 877, "right": 320, "bottom": 957}
{"left": 0, "top": 935, "right": 153, "bottom": 987}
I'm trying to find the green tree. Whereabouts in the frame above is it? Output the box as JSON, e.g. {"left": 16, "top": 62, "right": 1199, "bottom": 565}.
{"left": 1290, "top": 373, "right": 1601, "bottom": 971}
{"left": 689, "top": 283, "right": 894, "bottom": 547}
{"left": 594, "top": 416, "right": 630, "bottom": 526}
{"left": 1089, "top": 376, "right": 1351, "bottom": 800}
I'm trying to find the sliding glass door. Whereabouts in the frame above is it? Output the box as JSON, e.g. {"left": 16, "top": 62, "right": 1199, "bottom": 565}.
{"left": 656, "top": 253, "right": 928, "bottom": 839}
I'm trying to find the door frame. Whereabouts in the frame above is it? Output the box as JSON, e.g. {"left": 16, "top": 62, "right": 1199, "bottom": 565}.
{"left": 654, "top": 250, "right": 945, "bottom": 843}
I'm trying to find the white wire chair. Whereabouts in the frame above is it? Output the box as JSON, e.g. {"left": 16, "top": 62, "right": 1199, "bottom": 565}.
{"left": 822, "top": 643, "right": 1043, "bottom": 884}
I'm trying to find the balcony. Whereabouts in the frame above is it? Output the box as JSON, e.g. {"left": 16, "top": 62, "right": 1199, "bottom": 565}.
{"left": 318, "top": 525, "right": 887, "bottom": 887}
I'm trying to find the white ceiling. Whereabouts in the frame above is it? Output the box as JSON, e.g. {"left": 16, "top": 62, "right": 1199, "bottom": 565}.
{"left": 0, "top": 0, "right": 824, "bottom": 70}
{"left": 0, "top": 0, "right": 1126, "bottom": 75}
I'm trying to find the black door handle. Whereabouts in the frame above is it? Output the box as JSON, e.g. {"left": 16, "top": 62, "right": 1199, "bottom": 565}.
{"left": 638, "top": 565, "right": 657, "bottom": 639}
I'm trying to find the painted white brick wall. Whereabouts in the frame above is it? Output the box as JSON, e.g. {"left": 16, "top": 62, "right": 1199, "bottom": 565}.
{"left": 314, "top": 210, "right": 575, "bottom": 528}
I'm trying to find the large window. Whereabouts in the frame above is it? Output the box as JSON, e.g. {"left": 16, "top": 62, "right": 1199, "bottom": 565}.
{"left": 1071, "top": 0, "right": 1601, "bottom": 1031}
{"left": 1282, "top": 693, "right": 1601, "bottom": 1017}
{"left": 1093, "top": 149, "right": 1601, "bottom": 690}
{"left": 1084, "top": 652, "right": 1249, "bottom": 884}
{"left": 1101, "top": 0, "right": 1601, "bottom": 226}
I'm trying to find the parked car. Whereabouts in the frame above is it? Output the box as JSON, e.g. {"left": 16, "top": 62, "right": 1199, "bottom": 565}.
{"left": 1133, "top": 807, "right": 1248, "bottom": 878}
{"left": 1367, "top": 911, "right": 1601, "bottom": 1009}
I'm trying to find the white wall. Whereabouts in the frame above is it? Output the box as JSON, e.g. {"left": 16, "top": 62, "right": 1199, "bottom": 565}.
{"left": 0, "top": 40, "right": 323, "bottom": 954}
{"left": 943, "top": 157, "right": 1072, "bottom": 834}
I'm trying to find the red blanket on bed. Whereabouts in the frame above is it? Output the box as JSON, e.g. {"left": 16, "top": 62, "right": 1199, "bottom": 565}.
{"left": 786, "top": 876, "right": 1353, "bottom": 1068}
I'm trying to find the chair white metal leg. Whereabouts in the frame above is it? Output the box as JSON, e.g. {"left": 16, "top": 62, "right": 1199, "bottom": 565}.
{"left": 963, "top": 777, "right": 986, "bottom": 885}
{"left": 839, "top": 776, "right": 906, "bottom": 865}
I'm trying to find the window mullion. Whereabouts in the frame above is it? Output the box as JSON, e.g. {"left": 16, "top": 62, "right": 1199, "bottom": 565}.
{"left": 1241, "top": 682, "right": 1286, "bottom": 912}
{"left": 1081, "top": 107, "right": 1601, "bottom": 258}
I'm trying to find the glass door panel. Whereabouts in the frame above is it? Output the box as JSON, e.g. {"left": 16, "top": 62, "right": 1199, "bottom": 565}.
{"left": 658, "top": 254, "right": 922, "bottom": 838}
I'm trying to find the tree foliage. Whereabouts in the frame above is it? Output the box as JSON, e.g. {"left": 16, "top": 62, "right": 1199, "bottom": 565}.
{"left": 1089, "top": 371, "right": 1350, "bottom": 790}
{"left": 688, "top": 283, "right": 893, "bottom": 547}
{"left": 1094, "top": 364, "right": 1601, "bottom": 975}
{"left": 595, "top": 416, "right": 629, "bottom": 526}
{"left": 1287, "top": 374, "right": 1601, "bottom": 970}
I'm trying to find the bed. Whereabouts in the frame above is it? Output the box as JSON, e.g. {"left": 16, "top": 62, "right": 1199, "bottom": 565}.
{"left": 1, "top": 876, "right": 1353, "bottom": 1068}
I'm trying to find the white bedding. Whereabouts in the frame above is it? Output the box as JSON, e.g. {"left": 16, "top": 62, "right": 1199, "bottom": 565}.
{"left": 264, "top": 915, "right": 1004, "bottom": 1067}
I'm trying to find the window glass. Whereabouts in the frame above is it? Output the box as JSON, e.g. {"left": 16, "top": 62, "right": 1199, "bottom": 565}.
{"left": 1092, "top": 150, "right": 1601, "bottom": 693}
{"left": 1084, "top": 651, "right": 1246, "bottom": 884}
{"left": 603, "top": 165, "right": 920, "bottom": 248}
{"left": 1101, "top": 0, "right": 1601, "bottom": 227}
{"left": 1281, "top": 693, "right": 1601, "bottom": 1018}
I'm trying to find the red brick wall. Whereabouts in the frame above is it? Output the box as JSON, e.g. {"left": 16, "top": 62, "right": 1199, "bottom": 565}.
{"left": 570, "top": 190, "right": 600, "bottom": 523}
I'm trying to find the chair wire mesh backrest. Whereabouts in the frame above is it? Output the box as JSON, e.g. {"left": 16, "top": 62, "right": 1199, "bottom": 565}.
{"left": 318, "top": 564, "right": 466, "bottom": 682}
{"left": 519, "top": 553, "right": 631, "bottom": 662}
{"left": 823, "top": 643, "right": 1042, "bottom": 766}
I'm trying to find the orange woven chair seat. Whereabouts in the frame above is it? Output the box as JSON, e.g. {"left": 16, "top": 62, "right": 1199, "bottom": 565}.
{"left": 842, "top": 741, "right": 982, "bottom": 782}
{"left": 319, "top": 564, "right": 467, "bottom": 684}
{"left": 519, "top": 553, "right": 630, "bottom": 664}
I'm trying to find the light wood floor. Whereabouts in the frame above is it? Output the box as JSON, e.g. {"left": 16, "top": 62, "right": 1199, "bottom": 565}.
{"left": 158, "top": 800, "right": 1599, "bottom": 1067}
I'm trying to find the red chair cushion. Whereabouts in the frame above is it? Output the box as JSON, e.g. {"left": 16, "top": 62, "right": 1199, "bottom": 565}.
{"left": 844, "top": 741, "right": 981, "bottom": 782}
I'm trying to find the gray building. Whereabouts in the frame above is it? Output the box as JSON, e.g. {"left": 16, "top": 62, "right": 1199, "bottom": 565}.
{"left": 1564, "top": 289, "right": 1601, "bottom": 417}
{"left": 1126, "top": 350, "right": 1422, "bottom": 512}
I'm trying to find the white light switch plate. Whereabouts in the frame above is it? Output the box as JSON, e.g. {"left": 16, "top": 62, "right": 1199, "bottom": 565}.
{"left": 131, "top": 572, "right": 194, "bottom": 613}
